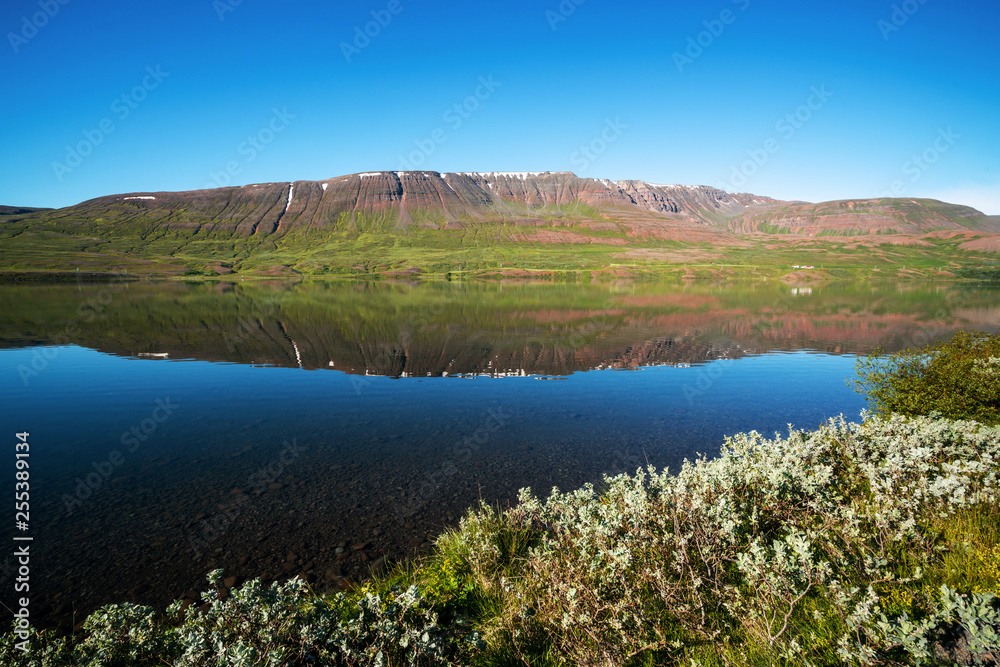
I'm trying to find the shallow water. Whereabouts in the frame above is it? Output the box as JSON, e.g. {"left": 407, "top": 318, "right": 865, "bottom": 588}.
{"left": 1, "top": 278, "right": 997, "bottom": 629}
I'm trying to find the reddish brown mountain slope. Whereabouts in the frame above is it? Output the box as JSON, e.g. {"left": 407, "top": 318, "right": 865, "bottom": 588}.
{"left": 15, "top": 171, "right": 999, "bottom": 249}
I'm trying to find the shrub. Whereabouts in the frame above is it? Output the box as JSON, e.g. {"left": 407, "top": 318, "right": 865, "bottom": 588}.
{"left": 4, "top": 413, "right": 999, "bottom": 666}
{"left": 437, "top": 413, "right": 999, "bottom": 666}
{"left": 2, "top": 573, "right": 478, "bottom": 666}
{"left": 854, "top": 330, "right": 1000, "bottom": 425}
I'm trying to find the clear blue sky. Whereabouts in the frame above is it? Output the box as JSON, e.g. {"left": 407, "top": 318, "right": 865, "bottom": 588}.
{"left": 2, "top": 0, "right": 998, "bottom": 212}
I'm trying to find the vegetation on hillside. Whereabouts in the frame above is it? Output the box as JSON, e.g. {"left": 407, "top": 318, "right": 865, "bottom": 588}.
{"left": 1, "top": 198, "right": 998, "bottom": 280}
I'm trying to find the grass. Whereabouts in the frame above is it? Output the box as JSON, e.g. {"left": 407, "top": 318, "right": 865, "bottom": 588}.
{"left": 2, "top": 204, "right": 997, "bottom": 281}
{"left": 935, "top": 508, "right": 1000, "bottom": 598}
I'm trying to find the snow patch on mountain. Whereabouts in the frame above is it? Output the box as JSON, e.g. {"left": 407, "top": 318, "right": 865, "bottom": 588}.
{"left": 458, "top": 171, "right": 548, "bottom": 181}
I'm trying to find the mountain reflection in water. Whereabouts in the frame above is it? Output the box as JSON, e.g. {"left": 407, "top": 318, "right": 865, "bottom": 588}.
{"left": 1, "top": 278, "right": 997, "bottom": 633}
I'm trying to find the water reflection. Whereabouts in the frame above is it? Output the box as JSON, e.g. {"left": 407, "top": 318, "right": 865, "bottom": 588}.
{"left": 1, "top": 279, "right": 997, "bottom": 632}
{"left": 1, "top": 279, "right": 996, "bottom": 375}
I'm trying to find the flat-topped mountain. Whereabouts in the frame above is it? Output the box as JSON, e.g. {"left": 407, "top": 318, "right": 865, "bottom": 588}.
{"left": 2, "top": 171, "right": 997, "bottom": 277}
{"left": 29, "top": 170, "right": 1000, "bottom": 238}
{"left": 61, "top": 171, "right": 779, "bottom": 240}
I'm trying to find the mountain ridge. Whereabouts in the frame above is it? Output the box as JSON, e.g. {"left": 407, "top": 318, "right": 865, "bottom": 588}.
{"left": 2, "top": 170, "right": 998, "bottom": 278}
{"left": 66, "top": 170, "right": 781, "bottom": 237}
{"left": 57, "top": 169, "right": 998, "bottom": 237}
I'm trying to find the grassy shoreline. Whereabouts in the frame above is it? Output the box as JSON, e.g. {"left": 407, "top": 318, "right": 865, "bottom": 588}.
{"left": 1, "top": 263, "right": 998, "bottom": 285}
{"left": 2, "top": 212, "right": 998, "bottom": 282}
{"left": 5, "top": 412, "right": 999, "bottom": 666}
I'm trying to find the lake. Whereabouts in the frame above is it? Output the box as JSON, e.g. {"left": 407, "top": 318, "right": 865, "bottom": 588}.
{"left": 2, "top": 278, "right": 998, "bottom": 631}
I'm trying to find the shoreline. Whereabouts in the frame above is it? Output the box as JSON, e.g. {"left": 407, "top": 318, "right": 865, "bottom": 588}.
{"left": 1, "top": 265, "right": 998, "bottom": 284}
{"left": 7, "top": 411, "right": 999, "bottom": 665}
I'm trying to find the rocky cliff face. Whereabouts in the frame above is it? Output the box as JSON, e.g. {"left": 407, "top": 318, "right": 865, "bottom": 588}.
{"left": 40, "top": 171, "right": 999, "bottom": 244}
{"left": 67, "top": 171, "right": 778, "bottom": 238}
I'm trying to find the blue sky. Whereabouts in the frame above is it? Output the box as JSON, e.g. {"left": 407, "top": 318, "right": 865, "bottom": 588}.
{"left": 2, "top": 0, "right": 998, "bottom": 212}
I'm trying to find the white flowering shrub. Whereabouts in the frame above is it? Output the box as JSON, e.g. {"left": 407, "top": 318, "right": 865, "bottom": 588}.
{"left": 2, "top": 572, "right": 475, "bottom": 666}
{"left": 77, "top": 603, "right": 172, "bottom": 666}
{"left": 488, "top": 413, "right": 1000, "bottom": 665}
{"left": 3, "top": 413, "right": 998, "bottom": 666}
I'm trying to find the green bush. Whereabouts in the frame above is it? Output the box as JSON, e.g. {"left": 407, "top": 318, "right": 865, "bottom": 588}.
{"left": 854, "top": 330, "right": 1000, "bottom": 425}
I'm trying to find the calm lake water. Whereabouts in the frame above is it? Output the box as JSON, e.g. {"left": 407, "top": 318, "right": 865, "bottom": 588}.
{"left": 2, "top": 278, "right": 998, "bottom": 630}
